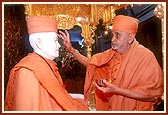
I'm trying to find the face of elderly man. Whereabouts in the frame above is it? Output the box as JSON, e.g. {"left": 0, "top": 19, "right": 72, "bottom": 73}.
{"left": 29, "top": 32, "right": 61, "bottom": 60}
{"left": 41, "top": 32, "right": 61, "bottom": 60}
{"left": 111, "top": 30, "right": 133, "bottom": 54}
{"left": 111, "top": 15, "right": 138, "bottom": 54}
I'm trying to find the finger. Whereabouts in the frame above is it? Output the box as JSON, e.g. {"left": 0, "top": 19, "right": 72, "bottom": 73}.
{"left": 102, "top": 79, "right": 110, "bottom": 86}
{"left": 58, "top": 34, "right": 64, "bottom": 40}
{"left": 95, "top": 82, "right": 103, "bottom": 91}
{"left": 59, "top": 31, "right": 65, "bottom": 35}
{"left": 59, "top": 31, "right": 69, "bottom": 43}
{"left": 58, "top": 32, "right": 65, "bottom": 39}
{"left": 59, "top": 31, "right": 67, "bottom": 38}
{"left": 60, "top": 31, "right": 70, "bottom": 43}
{"left": 95, "top": 83, "right": 100, "bottom": 89}
{"left": 64, "top": 30, "right": 71, "bottom": 43}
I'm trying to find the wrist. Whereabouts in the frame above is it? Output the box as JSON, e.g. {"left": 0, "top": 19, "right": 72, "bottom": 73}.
{"left": 69, "top": 47, "right": 75, "bottom": 54}
{"left": 113, "top": 86, "right": 120, "bottom": 95}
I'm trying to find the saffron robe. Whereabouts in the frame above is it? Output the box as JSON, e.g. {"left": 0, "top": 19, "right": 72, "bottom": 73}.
{"left": 5, "top": 52, "right": 88, "bottom": 111}
{"left": 84, "top": 40, "right": 164, "bottom": 111}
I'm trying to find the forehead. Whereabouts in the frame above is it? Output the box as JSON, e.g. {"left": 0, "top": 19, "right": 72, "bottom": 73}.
{"left": 46, "top": 32, "right": 58, "bottom": 37}
{"left": 40, "top": 32, "right": 58, "bottom": 42}
{"left": 45, "top": 32, "right": 58, "bottom": 40}
{"left": 112, "top": 29, "right": 127, "bottom": 34}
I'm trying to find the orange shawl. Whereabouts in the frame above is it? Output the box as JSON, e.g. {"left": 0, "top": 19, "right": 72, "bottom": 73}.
{"left": 84, "top": 40, "right": 164, "bottom": 111}
{"left": 5, "top": 52, "right": 88, "bottom": 111}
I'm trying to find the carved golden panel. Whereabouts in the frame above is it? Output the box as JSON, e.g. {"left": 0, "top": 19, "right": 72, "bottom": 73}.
{"left": 24, "top": 4, "right": 91, "bottom": 29}
{"left": 24, "top": 4, "right": 128, "bottom": 58}
{"left": 24, "top": 4, "right": 118, "bottom": 29}
{"left": 24, "top": 4, "right": 131, "bottom": 29}
{"left": 91, "top": 4, "right": 114, "bottom": 25}
{"left": 25, "top": 4, "right": 91, "bottom": 18}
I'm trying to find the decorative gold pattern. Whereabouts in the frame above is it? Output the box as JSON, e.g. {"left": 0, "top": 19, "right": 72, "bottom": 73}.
{"left": 90, "top": 4, "right": 115, "bottom": 25}
{"left": 88, "top": 87, "right": 96, "bottom": 110}
{"left": 24, "top": 4, "right": 91, "bottom": 30}
{"left": 24, "top": 4, "right": 96, "bottom": 58}
{"left": 55, "top": 14, "right": 79, "bottom": 30}
{"left": 25, "top": 4, "right": 91, "bottom": 18}
{"left": 83, "top": 38, "right": 95, "bottom": 58}
{"left": 24, "top": 4, "right": 118, "bottom": 58}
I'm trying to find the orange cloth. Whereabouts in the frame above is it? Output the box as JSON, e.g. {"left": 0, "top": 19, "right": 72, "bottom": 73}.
{"left": 5, "top": 52, "right": 88, "bottom": 111}
{"left": 26, "top": 16, "right": 57, "bottom": 34}
{"left": 84, "top": 40, "right": 164, "bottom": 111}
{"left": 112, "top": 15, "right": 139, "bottom": 34}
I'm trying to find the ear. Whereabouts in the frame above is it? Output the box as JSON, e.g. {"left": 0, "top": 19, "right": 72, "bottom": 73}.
{"left": 35, "top": 38, "right": 43, "bottom": 50}
{"left": 128, "top": 34, "right": 135, "bottom": 44}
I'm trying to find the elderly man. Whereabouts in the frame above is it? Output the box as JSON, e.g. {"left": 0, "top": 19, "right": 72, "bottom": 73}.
{"left": 59, "top": 15, "right": 164, "bottom": 111}
{"left": 4, "top": 16, "right": 88, "bottom": 111}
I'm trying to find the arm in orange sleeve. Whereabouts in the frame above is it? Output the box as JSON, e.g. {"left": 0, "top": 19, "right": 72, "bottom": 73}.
{"left": 13, "top": 68, "right": 40, "bottom": 110}
{"left": 95, "top": 79, "right": 156, "bottom": 102}
{"left": 71, "top": 48, "right": 88, "bottom": 67}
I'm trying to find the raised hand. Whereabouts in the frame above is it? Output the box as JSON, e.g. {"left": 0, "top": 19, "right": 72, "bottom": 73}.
{"left": 58, "top": 30, "right": 75, "bottom": 53}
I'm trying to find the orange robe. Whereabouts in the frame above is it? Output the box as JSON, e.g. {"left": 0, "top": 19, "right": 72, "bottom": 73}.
{"left": 5, "top": 52, "right": 88, "bottom": 111}
{"left": 84, "top": 40, "right": 164, "bottom": 111}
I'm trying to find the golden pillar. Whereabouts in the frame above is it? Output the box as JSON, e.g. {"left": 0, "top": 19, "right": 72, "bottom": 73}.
{"left": 80, "top": 19, "right": 95, "bottom": 58}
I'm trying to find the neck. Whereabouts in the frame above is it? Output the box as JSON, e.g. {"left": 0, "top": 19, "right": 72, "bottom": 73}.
{"left": 117, "top": 45, "right": 130, "bottom": 54}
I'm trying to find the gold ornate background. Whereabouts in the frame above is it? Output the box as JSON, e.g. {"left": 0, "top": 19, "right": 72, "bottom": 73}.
{"left": 24, "top": 4, "right": 91, "bottom": 29}
{"left": 24, "top": 4, "right": 125, "bottom": 57}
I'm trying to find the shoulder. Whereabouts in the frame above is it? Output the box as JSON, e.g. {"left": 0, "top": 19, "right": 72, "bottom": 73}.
{"left": 14, "top": 67, "right": 38, "bottom": 81}
{"left": 89, "top": 49, "right": 115, "bottom": 66}
{"left": 134, "top": 44, "right": 155, "bottom": 59}
{"left": 14, "top": 53, "right": 44, "bottom": 70}
{"left": 91, "top": 49, "right": 115, "bottom": 59}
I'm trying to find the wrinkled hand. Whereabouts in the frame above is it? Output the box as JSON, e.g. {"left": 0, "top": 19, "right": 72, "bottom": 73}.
{"left": 95, "top": 79, "right": 117, "bottom": 97}
{"left": 58, "top": 30, "right": 74, "bottom": 53}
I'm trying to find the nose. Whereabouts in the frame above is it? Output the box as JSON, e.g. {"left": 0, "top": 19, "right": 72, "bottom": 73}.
{"left": 111, "top": 36, "right": 115, "bottom": 43}
{"left": 111, "top": 33, "right": 119, "bottom": 43}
